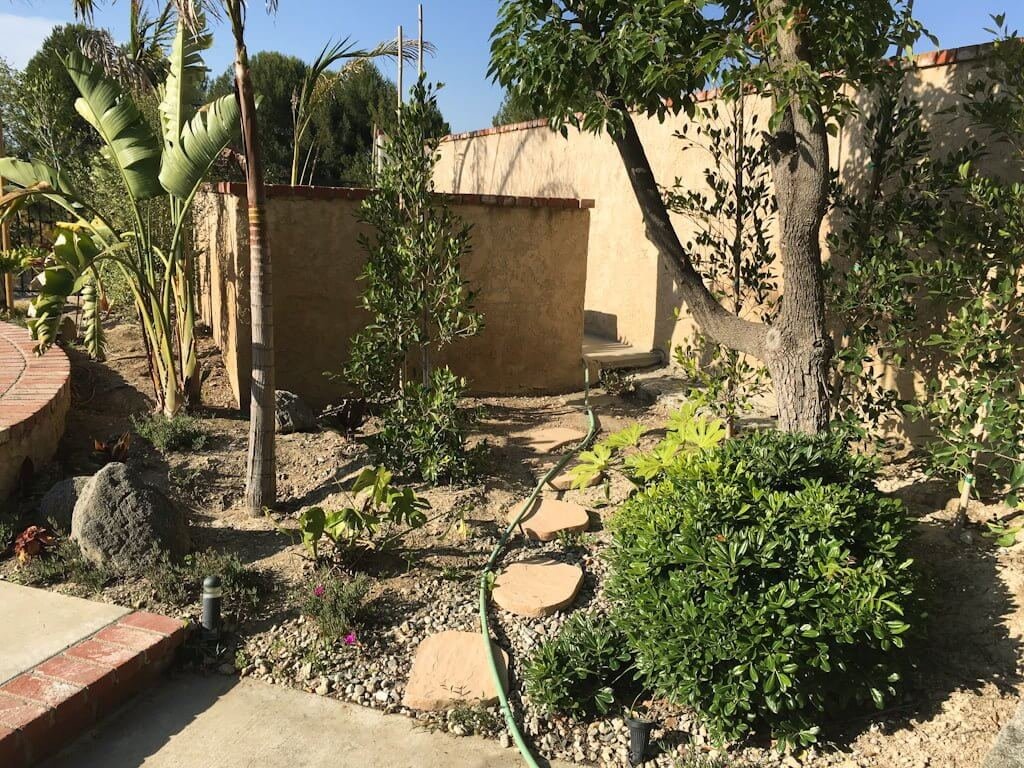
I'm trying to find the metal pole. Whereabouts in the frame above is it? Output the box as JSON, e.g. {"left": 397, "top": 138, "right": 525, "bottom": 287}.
{"left": 0, "top": 108, "right": 14, "bottom": 311}
{"left": 202, "top": 575, "right": 222, "bottom": 639}
{"left": 397, "top": 25, "right": 404, "bottom": 120}
{"left": 418, "top": 5, "right": 424, "bottom": 77}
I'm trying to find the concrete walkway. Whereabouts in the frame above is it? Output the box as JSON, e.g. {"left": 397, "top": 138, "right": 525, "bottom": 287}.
{"left": 44, "top": 675, "right": 575, "bottom": 768}
{"left": 0, "top": 582, "right": 128, "bottom": 684}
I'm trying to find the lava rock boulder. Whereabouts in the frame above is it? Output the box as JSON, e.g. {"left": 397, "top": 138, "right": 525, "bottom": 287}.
{"left": 38, "top": 476, "right": 91, "bottom": 533}
{"left": 71, "top": 462, "right": 190, "bottom": 569}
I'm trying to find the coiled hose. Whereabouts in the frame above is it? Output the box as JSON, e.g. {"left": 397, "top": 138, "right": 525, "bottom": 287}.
{"left": 478, "top": 364, "right": 599, "bottom": 768}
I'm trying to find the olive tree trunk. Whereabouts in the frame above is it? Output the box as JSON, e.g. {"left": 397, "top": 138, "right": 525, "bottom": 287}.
{"left": 608, "top": 6, "right": 832, "bottom": 434}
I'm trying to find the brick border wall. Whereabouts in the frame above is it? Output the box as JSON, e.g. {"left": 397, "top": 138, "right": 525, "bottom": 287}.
{"left": 442, "top": 41, "right": 991, "bottom": 143}
{"left": 0, "top": 612, "right": 185, "bottom": 767}
{"left": 207, "top": 181, "right": 595, "bottom": 210}
{"left": 0, "top": 322, "right": 71, "bottom": 501}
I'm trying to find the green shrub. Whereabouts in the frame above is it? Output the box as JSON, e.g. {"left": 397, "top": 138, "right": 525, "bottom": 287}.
{"left": 300, "top": 570, "right": 371, "bottom": 642}
{"left": 606, "top": 429, "right": 918, "bottom": 749}
{"left": 372, "top": 367, "right": 476, "bottom": 483}
{"left": 133, "top": 413, "right": 208, "bottom": 453}
{"left": 149, "top": 549, "right": 270, "bottom": 625}
{"left": 523, "top": 612, "right": 634, "bottom": 719}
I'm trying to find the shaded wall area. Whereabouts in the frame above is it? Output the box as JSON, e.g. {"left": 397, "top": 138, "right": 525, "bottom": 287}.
{"left": 195, "top": 184, "right": 592, "bottom": 409}
{"left": 434, "top": 43, "right": 993, "bottom": 363}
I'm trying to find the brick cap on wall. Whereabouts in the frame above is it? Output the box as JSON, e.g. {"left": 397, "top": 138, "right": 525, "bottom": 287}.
{"left": 207, "top": 181, "right": 595, "bottom": 210}
{"left": 0, "top": 322, "right": 70, "bottom": 446}
{"left": 0, "top": 611, "right": 185, "bottom": 767}
{"left": 442, "top": 40, "right": 993, "bottom": 143}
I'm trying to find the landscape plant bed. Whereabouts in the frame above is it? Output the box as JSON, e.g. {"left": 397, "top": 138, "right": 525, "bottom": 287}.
{"left": 0, "top": 321, "right": 1021, "bottom": 768}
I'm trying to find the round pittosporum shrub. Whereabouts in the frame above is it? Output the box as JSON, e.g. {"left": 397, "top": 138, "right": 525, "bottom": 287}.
{"left": 523, "top": 612, "right": 635, "bottom": 719}
{"left": 606, "top": 429, "right": 918, "bottom": 748}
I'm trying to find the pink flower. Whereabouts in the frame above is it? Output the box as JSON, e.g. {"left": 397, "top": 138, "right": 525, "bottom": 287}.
{"left": 344, "top": 632, "right": 358, "bottom": 646}
{"left": 313, "top": 584, "right": 326, "bottom": 597}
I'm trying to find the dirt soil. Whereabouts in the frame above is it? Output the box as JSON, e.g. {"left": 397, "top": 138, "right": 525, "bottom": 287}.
{"left": 2, "top": 319, "right": 1022, "bottom": 768}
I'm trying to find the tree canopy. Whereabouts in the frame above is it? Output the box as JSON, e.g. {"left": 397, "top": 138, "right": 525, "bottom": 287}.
{"left": 492, "top": 88, "right": 543, "bottom": 126}
{"left": 209, "top": 56, "right": 448, "bottom": 186}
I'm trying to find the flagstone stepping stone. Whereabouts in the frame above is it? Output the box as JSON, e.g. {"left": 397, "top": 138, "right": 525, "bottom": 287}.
{"left": 403, "top": 631, "right": 509, "bottom": 712}
{"left": 492, "top": 557, "right": 584, "bottom": 617}
{"left": 514, "top": 498, "right": 590, "bottom": 541}
{"left": 544, "top": 465, "right": 603, "bottom": 491}
{"left": 515, "top": 426, "right": 587, "bottom": 455}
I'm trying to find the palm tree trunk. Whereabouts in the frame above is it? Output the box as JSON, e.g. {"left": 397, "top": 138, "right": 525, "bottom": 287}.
{"left": 229, "top": 6, "right": 276, "bottom": 515}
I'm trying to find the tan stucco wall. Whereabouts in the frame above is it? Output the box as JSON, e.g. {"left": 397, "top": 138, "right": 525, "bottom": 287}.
{"left": 433, "top": 45, "right": 994, "bottom": 362}
{"left": 195, "top": 188, "right": 591, "bottom": 409}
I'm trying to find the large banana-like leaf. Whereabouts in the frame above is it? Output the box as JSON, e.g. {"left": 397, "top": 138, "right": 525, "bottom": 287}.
{"left": 158, "top": 15, "right": 211, "bottom": 151}
{"left": 0, "top": 157, "right": 83, "bottom": 201}
{"left": 27, "top": 227, "right": 102, "bottom": 353}
{"left": 159, "top": 94, "right": 240, "bottom": 199}
{"left": 64, "top": 51, "right": 163, "bottom": 201}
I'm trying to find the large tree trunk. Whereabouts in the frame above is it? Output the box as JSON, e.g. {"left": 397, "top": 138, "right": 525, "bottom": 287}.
{"left": 606, "top": 6, "right": 833, "bottom": 435}
{"left": 232, "top": 20, "right": 276, "bottom": 515}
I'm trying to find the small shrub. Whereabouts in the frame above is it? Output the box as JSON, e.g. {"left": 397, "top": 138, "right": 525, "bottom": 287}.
{"left": 372, "top": 367, "right": 477, "bottom": 483}
{"left": 296, "top": 466, "right": 429, "bottom": 559}
{"left": 301, "top": 570, "right": 371, "bottom": 642}
{"left": 523, "top": 612, "right": 634, "bottom": 719}
{"left": 149, "top": 549, "right": 269, "bottom": 625}
{"left": 606, "top": 429, "right": 918, "bottom": 749}
{"left": 132, "top": 413, "right": 208, "bottom": 453}
{"left": 14, "top": 539, "right": 113, "bottom": 593}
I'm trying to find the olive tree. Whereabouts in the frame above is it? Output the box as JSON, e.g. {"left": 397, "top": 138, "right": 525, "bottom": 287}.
{"left": 490, "top": 0, "right": 913, "bottom": 433}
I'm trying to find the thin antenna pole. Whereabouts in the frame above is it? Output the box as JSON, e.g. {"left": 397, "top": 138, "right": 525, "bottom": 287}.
{"left": 418, "top": 4, "right": 424, "bottom": 76}
{"left": 397, "top": 25, "right": 404, "bottom": 119}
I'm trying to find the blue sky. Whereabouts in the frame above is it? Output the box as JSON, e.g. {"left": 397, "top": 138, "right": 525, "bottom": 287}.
{"left": 0, "top": 1, "right": 1015, "bottom": 132}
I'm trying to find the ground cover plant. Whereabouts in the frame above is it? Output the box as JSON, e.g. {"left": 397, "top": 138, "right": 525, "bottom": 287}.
{"left": 300, "top": 569, "right": 371, "bottom": 642}
{"left": 605, "top": 428, "right": 918, "bottom": 749}
{"left": 132, "top": 412, "right": 208, "bottom": 453}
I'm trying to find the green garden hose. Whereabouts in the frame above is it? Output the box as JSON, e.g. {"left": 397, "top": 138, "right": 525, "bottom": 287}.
{"left": 478, "top": 364, "right": 599, "bottom": 768}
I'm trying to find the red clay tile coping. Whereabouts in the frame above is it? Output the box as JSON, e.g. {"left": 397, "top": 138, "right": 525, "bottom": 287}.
{"left": 0, "top": 322, "right": 70, "bottom": 445}
{"left": 207, "top": 181, "right": 595, "bottom": 210}
{"left": 0, "top": 611, "right": 185, "bottom": 767}
{"left": 440, "top": 40, "right": 992, "bottom": 143}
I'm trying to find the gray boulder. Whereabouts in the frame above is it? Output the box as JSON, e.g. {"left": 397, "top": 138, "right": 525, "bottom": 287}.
{"left": 71, "top": 462, "right": 190, "bottom": 569}
{"left": 39, "top": 476, "right": 91, "bottom": 533}
{"left": 275, "top": 390, "right": 317, "bottom": 434}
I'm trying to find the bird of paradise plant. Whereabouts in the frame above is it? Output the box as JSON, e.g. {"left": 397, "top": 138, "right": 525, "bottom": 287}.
{"left": 0, "top": 14, "right": 238, "bottom": 416}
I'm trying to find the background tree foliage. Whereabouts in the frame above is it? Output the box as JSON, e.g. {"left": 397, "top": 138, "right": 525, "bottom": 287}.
{"left": 209, "top": 58, "right": 447, "bottom": 185}
{"left": 492, "top": 87, "right": 542, "bottom": 126}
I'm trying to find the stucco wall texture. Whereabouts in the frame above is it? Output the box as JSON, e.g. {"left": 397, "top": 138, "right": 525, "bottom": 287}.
{"left": 433, "top": 44, "right": 992, "bottom": 365}
{"left": 195, "top": 185, "right": 592, "bottom": 409}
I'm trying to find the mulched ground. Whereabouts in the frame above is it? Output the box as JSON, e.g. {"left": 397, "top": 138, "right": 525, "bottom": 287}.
{"left": 1, "top": 318, "right": 1021, "bottom": 768}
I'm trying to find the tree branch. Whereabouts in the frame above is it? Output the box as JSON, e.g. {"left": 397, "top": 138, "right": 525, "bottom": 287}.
{"left": 609, "top": 108, "right": 768, "bottom": 358}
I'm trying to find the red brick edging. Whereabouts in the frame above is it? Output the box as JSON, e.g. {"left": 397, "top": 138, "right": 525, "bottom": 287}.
{"left": 0, "top": 322, "right": 70, "bottom": 443}
{"left": 0, "top": 611, "right": 185, "bottom": 767}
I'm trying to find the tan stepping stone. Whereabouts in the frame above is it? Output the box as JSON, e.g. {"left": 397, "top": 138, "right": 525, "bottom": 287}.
{"left": 492, "top": 557, "right": 584, "bottom": 617}
{"left": 403, "top": 631, "right": 509, "bottom": 711}
{"left": 515, "top": 426, "right": 586, "bottom": 455}
{"left": 514, "top": 498, "right": 590, "bottom": 541}
{"left": 544, "top": 465, "right": 603, "bottom": 491}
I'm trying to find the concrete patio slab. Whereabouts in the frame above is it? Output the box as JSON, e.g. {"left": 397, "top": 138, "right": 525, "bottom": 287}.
{"left": 43, "top": 675, "right": 576, "bottom": 768}
{"left": 0, "top": 582, "right": 129, "bottom": 685}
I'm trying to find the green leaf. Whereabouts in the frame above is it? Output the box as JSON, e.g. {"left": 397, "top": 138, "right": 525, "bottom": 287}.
{"left": 64, "top": 50, "right": 163, "bottom": 201}
{"left": 159, "top": 94, "right": 240, "bottom": 199}
{"left": 158, "top": 16, "right": 212, "bottom": 152}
